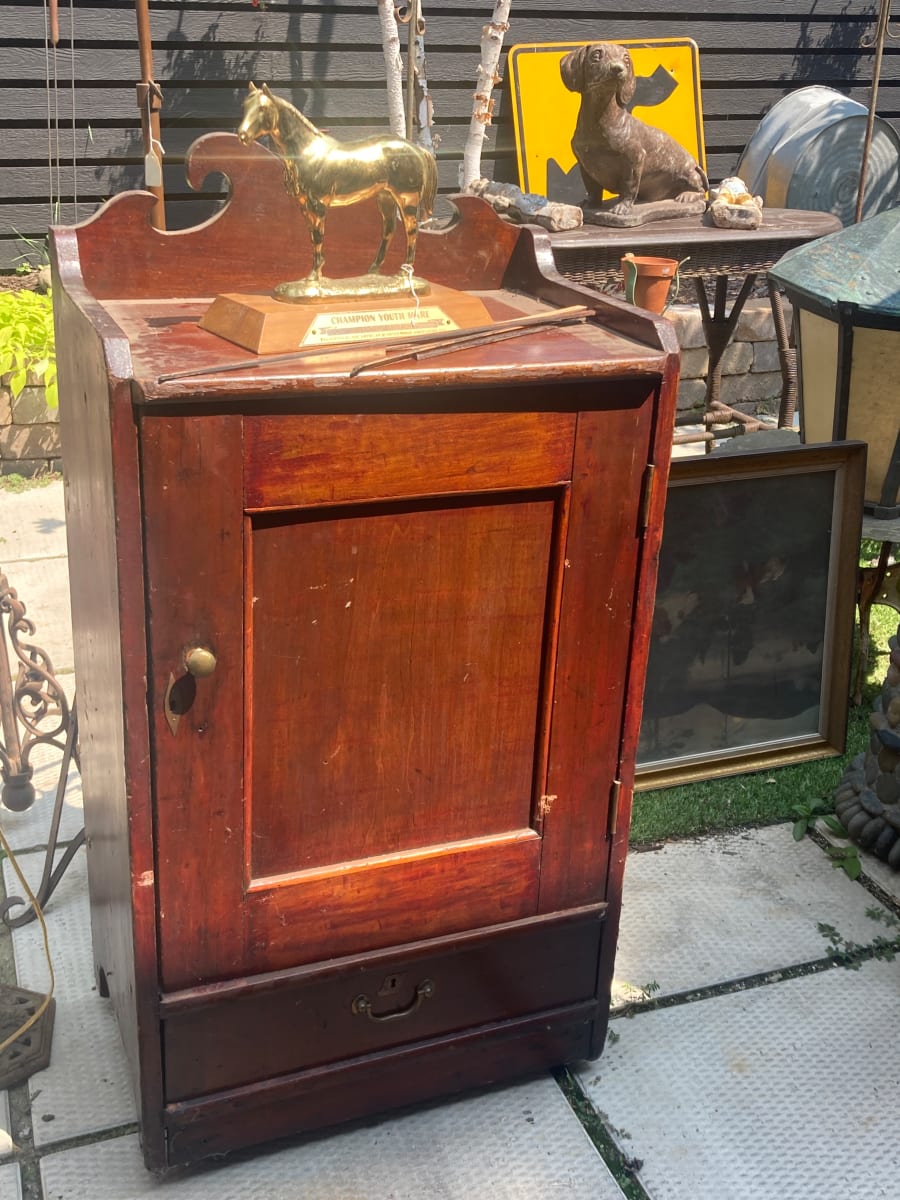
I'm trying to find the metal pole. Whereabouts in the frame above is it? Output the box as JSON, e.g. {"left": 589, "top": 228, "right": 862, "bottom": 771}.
{"left": 135, "top": 0, "right": 166, "bottom": 229}
{"left": 855, "top": 0, "right": 892, "bottom": 224}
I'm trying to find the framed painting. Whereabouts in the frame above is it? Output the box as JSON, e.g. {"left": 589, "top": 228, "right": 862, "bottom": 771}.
{"left": 635, "top": 441, "right": 866, "bottom": 789}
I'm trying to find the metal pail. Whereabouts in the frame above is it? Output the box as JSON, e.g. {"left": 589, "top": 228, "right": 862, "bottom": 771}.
{"left": 736, "top": 85, "right": 900, "bottom": 224}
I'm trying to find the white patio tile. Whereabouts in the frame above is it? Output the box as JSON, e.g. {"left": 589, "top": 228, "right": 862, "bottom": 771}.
{"left": 613, "top": 823, "right": 893, "bottom": 1000}
{"left": 0, "top": 481, "right": 67, "bottom": 562}
{"left": 40, "top": 1076, "right": 625, "bottom": 1199}
{"left": 0, "top": 1163, "right": 21, "bottom": 1200}
{"left": 0, "top": 762, "right": 82, "bottom": 858}
{"left": 856, "top": 852, "right": 900, "bottom": 906}
{"left": 580, "top": 959, "right": 900, "bottom": 1200}
{"left": 816, "top": 818, "right": 900, "bottom": 908}
{"left": 3, "top": 853, "right": 135, "bottom": 1145}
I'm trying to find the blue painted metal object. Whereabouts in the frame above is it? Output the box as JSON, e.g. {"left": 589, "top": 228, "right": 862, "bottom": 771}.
{"left": 769, "top": 206, "right": 900, "bottom": 315}
{"left": 769, "top": 208, "right": 900, "bottom": 519}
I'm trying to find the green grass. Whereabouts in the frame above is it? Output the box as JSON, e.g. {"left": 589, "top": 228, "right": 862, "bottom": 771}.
{"left": 630, "top": 603, "right": 896, "bottom": 845}
{"left": 0, "top": 471, "right": 61, "bottom": 493}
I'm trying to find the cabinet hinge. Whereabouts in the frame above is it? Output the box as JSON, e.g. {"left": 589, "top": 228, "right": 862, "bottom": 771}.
{"left": 640, "top": 463, "right": 657, "bottom": 530}
{"left": 608, "top": 779, "right": 622, "bottom": 838}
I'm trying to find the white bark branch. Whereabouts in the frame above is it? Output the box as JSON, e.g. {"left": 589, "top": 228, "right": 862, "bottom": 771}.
{"left": 377, "top": 0, "right": 406, "bottom": 138}
{"left": 461, "top": 2, "right": 512, "bottom": 189}
{"left": 414, "top": 4, "right": 436, "bottom": 151}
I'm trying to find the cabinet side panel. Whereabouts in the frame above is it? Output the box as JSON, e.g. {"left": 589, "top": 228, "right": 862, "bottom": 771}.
{"left": 540, "top": 387, "right": 656, "bottom": 912}
{"left": 591, "top": 360, "right": 678, "bottom": 1054}
{"left": 52, "top": 278, "right": 165, "bottom": 1165}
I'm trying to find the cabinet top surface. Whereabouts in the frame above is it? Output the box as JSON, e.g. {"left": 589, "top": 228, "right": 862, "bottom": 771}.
{"left": 99, "top": 289, "right": 668, "bottom": 404}
{"left": 50, "top": 133, "right": 677, "bottom": 406}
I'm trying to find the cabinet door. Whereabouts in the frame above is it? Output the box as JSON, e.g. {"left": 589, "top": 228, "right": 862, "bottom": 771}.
{"left": 142, "top": 397, "right": 653, "bottom": 989}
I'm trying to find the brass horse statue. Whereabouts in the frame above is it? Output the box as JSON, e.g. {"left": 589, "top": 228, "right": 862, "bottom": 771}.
{"left": 237, "top": 83, "right": 438, "bottom": 299}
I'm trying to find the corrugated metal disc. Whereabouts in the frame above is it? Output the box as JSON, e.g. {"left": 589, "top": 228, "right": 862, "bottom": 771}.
{"left": 737, "top": 85, "right": 900, "bottom": 223}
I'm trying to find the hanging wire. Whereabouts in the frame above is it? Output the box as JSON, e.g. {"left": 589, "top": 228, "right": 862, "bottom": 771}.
{"left": 0, "top": 823, "right": 55, "bottom": 1058}
{"left": 70, "top": 0, "right": 78, "bottom": 221}
{"left": 42, "top": 0, "right": 62, "bottom": 226}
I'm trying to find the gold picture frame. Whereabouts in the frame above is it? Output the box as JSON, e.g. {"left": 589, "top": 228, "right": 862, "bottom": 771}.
{"left": 636, "top": 441, "right": 866, "bottom": 790}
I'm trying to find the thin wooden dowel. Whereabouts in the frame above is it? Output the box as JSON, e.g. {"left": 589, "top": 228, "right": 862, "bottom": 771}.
{"left": 157, "top": 305, "right": 592, "bottom": 383}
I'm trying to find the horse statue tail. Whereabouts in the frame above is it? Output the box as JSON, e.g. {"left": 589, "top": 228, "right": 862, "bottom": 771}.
{"left": 420, "top": 149, "right": 438, "bottom": 220}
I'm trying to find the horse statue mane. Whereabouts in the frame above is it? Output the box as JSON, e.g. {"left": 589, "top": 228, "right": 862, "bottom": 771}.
{"left": 238, "top": 82, "right": 438, "bottom": 301}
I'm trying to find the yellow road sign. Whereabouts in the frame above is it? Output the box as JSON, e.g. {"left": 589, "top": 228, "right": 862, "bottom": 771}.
{"left": 508, "top": 40, "right": 705, "bottom": 203}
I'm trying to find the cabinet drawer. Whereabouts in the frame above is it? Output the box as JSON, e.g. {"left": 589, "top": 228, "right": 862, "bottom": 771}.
{"left": 161, "top": 905, "right": 604, "bottom": 1102}
{"left": 244, "top": 410, "right": 576, "bottom": 508}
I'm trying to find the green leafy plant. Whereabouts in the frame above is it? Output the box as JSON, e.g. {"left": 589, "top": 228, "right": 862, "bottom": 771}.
{"left": 12, "top": 229, "right": 50, "bottom": 269}
{"left": 790, "top": 797, "right": 863, "bottom": 877}
{"left": 824, "top": 841, "right": 862, "bottom": 880}
{"left": 865, "top": 906, "right": 899, "bottom": 928}
{"left": 790, "top": 796, "right": 844, "bottom": 841}
{"left": 817, "top": 921, "right": 862, "bottom": 968}
{"left": 0, "top": 289, "right": 57, "bottom": 407}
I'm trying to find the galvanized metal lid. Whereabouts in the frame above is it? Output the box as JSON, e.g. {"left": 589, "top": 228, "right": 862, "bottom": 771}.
{"left": 737, "top": 86, "right": 900, "bottom": 225}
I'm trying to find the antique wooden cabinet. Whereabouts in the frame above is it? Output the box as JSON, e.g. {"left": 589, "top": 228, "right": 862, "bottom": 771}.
{"left": 50, "top": 134, "right": 679, "bottom": 1172}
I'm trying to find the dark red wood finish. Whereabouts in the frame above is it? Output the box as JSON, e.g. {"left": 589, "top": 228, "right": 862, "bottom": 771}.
{"left": 161, "top": 905, "right": 605, "bottom": 1101}
{"left": 50, "top": 137, "right": 678, "bottom": 1172}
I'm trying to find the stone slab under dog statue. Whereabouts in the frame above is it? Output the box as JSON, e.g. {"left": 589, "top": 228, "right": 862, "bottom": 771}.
{"left": 560, "top": 42, "right": 708, "bottom": 227}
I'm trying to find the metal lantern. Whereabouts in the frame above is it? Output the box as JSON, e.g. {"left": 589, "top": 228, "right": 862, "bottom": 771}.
{"left": 769, "top": 208, "right": 900, "bottom": 519}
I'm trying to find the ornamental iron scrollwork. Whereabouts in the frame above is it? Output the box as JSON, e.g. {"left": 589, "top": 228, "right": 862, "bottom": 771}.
{"left": 0, "top": 569, "right": 83, "bottom": 928}
{"left": 0, "top": 570, "right": 72, "bottom": 812}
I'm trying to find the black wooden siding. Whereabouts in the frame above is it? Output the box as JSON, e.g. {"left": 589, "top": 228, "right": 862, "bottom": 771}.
{"left": 1, "top": 0, "right": 896, "bottom": 269}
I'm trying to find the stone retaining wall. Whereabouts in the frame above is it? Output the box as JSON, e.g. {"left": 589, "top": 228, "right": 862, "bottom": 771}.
{"left": 0, "top": 375, "right": 61, "bottom": 478}
{"left": 667, "top": 297, "right": 792, "bottom": 413}
{"left": 0, "top": 297, "right": 789, "bottom": 474}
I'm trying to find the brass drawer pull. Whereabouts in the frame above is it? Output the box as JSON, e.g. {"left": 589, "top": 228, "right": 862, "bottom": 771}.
{"left": 351, "top": 979, "right": 435, "bottom": 1023}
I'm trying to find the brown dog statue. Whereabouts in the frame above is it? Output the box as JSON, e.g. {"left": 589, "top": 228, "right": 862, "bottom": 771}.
{"left": 560, "top": 42, "right": 708, "bottom": 216}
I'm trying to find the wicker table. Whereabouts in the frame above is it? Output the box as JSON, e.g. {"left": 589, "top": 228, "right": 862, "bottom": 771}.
{"left": 550, "top": 208, "right": 842, "bottom": 431}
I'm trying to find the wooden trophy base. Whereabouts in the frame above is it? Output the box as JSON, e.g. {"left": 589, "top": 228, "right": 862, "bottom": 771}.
{"left": 200, "top": 283, "right": 493, "bottom": 356}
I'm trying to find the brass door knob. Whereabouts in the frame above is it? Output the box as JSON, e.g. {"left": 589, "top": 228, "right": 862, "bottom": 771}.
{"left": 184, "top": 647, "right": 217, "bottom": 678}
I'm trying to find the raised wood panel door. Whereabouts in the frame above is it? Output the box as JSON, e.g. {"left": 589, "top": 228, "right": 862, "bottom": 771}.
{"left": 141, "top": 397, "right": 653, "bottom": 991}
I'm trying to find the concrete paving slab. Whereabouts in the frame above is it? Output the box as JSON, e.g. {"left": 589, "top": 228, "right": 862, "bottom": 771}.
{"left": 816, "top": 820, "right": 900, "bottom": 907}
{"left": 613, "top": 824, "right": 894, "bottom": 1001}
{"left": 0, "top": 758, "right": 83, "bottom": 856}
{"left": 856, "top": 853, "right": 900, "bottom": 905}
{"left": 580, "top": 958, "right": 900, "bottom": 1200}
{"left": 0, "top": 1164, "right": 21, "bottom": 1200}
{"left": 40, "top": 1076, "right": 626, "bottom": 1199}
{"left": 0, "top": 555, "right": 73, "bottom": 676}
{"left": 0, "top": 482, "right": 67, "bottom": 562}
{"left": 4, "top": 853, "right": 136, "bottom": 1144}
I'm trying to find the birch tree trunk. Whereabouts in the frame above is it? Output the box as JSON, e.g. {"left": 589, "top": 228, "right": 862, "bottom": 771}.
{"left": 461, "top": 2, "right": 512, "bottom": 189}
{"left": 377, "top": 0, "right": 406, "bottom": 138}
{"left": 413, "top": 3, "right": 436, "bottom": 151}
